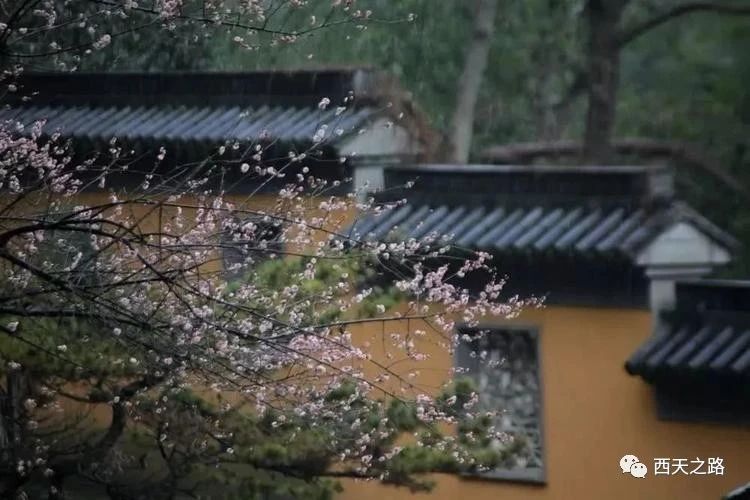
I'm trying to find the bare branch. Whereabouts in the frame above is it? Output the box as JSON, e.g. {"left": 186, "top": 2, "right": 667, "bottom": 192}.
{"left": 618, "top": 2, "right": 750, "bottom": 48}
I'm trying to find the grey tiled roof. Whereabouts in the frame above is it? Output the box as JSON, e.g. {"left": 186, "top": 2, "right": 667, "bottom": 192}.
{"left": 0, "top": 104, "right": 375, "bottom": 146}
{"left": 347, "top": 201, "right": 737, "bottom": 259}
{"left": 625, "top": 320, "right": 750, "bottom": 379}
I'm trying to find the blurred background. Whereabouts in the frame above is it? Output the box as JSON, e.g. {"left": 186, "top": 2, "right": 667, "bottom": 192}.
{"left": 19, "top": 0, "right": 750, "bottom": 274}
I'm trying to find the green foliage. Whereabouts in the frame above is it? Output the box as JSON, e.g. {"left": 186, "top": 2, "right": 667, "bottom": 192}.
{"left": 617, "top": 13, "right": 750, "bottom": 274}
{"left": 386, "top": 399, "right": 419, "bottom": 432}
{"left": 225, "top": 255, "right": 403, "bottom": 327}
{"left": 436, "top": 376, "right": 476, "bottom": 418}
{"left": 324, "top": 378, "right": 358, "bottom": 402}
{"left": 0, "top": 317, "right": 138, "bottom": 381}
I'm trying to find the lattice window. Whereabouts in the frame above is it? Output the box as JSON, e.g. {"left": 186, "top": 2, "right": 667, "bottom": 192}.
{"left": 456, "top": 326, "right": 545, "bottom": 482}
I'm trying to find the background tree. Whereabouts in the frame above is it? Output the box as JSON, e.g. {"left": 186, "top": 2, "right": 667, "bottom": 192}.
{"left": 272, "top": 0, "right": 746, "bottom": 273}
{"left": 446, "top": 0, "right": 499, "bottom": 164}
{"left": 581, "top": 0, "right": 750, "bottom": 162}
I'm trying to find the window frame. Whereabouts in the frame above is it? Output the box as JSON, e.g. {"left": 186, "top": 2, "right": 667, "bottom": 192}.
{"left": 455, "top": 323, "right": 547, "bottom": 485}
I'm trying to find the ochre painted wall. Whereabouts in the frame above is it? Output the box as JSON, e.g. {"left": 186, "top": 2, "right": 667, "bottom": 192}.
{"left": 341, "top": 306, "right": 750, "bottom": 500}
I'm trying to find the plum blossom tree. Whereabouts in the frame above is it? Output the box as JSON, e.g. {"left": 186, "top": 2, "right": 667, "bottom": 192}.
{"left": 0, "top": 2, "right": 536, "bottom": 499}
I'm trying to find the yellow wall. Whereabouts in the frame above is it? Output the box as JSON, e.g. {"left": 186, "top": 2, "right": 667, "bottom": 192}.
{"left": 341, "top": 306, "right": 750, "bottom": 500}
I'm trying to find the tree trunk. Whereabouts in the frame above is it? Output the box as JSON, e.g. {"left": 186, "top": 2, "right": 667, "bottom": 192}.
{"left": 583, "top": 0, "right": 627, "bottom": 163}
{"left": 447, "top": 0, "right": 499, "bottom": 164}
{"left": 0, "top": 369, "right": 31, "bottom": 498}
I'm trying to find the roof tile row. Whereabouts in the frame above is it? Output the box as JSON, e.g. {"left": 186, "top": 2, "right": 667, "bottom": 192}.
{"left": 626, "top": 321, "right": 750, "bottom": 378}
{"left": 0, "top": 104, "right": 375, "bottom": 145}
{"left": 347, "top": 203, "right": 726, "bottom": 257}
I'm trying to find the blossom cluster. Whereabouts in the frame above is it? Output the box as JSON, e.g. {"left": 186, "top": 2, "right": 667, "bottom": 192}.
{"left": 0, "top": 106, "right": 536, "bottom": 492}
{"left": 0, "top": 2, "right": 522, "bottom": 496}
